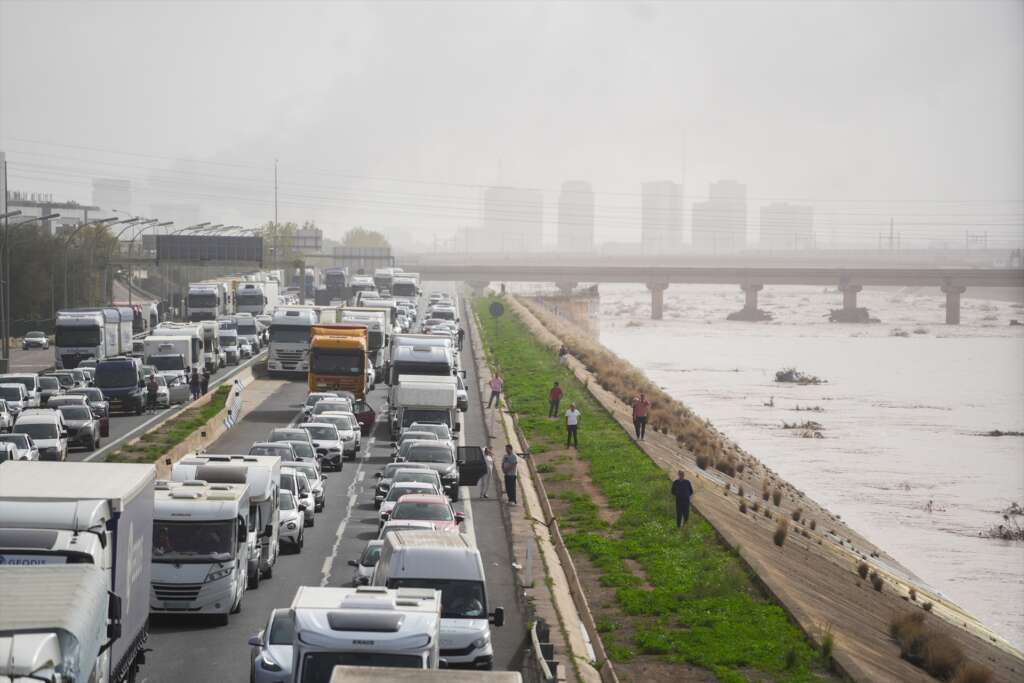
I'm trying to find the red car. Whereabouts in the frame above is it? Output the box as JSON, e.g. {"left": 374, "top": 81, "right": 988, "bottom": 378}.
{"left": 383, "top": 493, "right": 464, "bottom": 533}
{"left": 353, "top": 398, "right": 376, "bottom": 436}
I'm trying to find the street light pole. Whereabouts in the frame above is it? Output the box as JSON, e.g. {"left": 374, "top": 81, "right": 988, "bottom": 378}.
{"left": 124, "top": 219, "right": 159, "bottom": 307}
{"left": 62, "top": 217, "right": 118, "bottom": 311}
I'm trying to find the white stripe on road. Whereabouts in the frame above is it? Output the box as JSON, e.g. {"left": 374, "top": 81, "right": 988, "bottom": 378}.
{"left": 320, "top": 468, "right": 365, "bottom": 586}
{"left": 459, "top": 486, "right": 476, "bottom": 547}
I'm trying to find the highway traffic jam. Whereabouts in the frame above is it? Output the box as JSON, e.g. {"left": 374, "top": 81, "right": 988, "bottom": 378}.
{"left": 0, "top": 268, "right": 521, "bottom": 683}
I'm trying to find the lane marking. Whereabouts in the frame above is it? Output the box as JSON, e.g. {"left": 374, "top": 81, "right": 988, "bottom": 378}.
{"left": 320, "top": 467, "right": 365, "bottom": 586}
{"left": 459, "top": 486, "right": 476, "bottom": 547}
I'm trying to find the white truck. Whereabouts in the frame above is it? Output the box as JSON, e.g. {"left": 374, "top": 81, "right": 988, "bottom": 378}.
{"left": 187, "top": 282, "right": 229, "bottom": 322}
{"left": 372, "top": 531, "right": 505, "bottom": 669}
{"left": 339, "top": 309, "right": 387, "bottom": 373}
{"left": 289, "top": 585, "right": 442, "bottom": 680}
{"left": 267, "top": 308, "right": 318, "bottom": 376}
{"left": 151, "top": 480, "right": 250, "bottom": 625}
{"left": 236, "top": 280, "right": 279, "bottom": 316}
{"left": 169, "top": 454, "right": 281, "bottom": 588}
{"left": 142, "top": 335, "right": 195, "bottom": 378}
{"left": 54, "top": 307, "right": 123, "bottom": 369}
{"left": 0, "top": 461, "right": 155, "bottom": 683}
{"left": 389, "top": 379, "right": 458, "bottom": 439}
{"left": 0, "top": 565, "right": 125, "bottom": 683}
{"left": 151, "top": 322, "right": 204, "bottom": 371}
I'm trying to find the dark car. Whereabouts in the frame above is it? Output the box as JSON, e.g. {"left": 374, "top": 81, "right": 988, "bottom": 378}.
{"left": 352, "top": 398, "right": 376, "bottom": 436}
{"left": 21, "top": 331, "right": 49, "bottom": 350}
{"left": 37, "top": 376, "right": 64, "bottom": 406}
{"left": 94, "top": 357, "right": 145, "bottom": 415}
{"left": 57, "top": 404, "right": 102, "bottom": 451}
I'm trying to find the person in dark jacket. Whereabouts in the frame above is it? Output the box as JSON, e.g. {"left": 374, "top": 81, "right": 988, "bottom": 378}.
{"left": 200, "top": 368, "right": 210, "bottom": 395}
{"left": 671, "top": 470, "right": 694, "bottom": 528}
{"left": 189, "top": 368, "right": 201, "bottom": 400}
{"left": 501, "top": 444, "right": 519, "bottom": 505}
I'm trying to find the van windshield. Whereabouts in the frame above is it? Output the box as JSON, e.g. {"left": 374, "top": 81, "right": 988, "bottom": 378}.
{"left": 150, "top": 355, "right": 184, "bottom": 371}
{"left": 14, "top": 423, "right": 59, "bottom": 440}
{"left": 153, "top": 520, "right": 234, "bottom": 563}
{"left": 95, "top": 364, "right": 138, "bottom": 389}
{"left": 388, "top": 578, "right": 486, "bottom": 619}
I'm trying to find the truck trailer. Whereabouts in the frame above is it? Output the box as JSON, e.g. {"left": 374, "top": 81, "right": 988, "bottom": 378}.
{"left": 308, "top": 324, "right": 369, "bottom": 398}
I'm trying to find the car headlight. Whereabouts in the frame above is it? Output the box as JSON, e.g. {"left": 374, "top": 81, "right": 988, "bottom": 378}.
{"left": 286, "top": 522, "right": 297, "bottom": 530}
{"left": 259, "top": 654, "right": 282, "bottom": 672}
{"left": 204, "top": 566, "right": 233, "bottom": 583}
{"left": 472, "top": 634, "right": 491, "bottom": 649}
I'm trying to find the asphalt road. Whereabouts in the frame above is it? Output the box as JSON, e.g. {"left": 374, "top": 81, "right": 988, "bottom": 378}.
{"left": 142, "top": 292, "right": 529, "bottom": 682}
{"left": 5, "top": 345, "right": 54, "bottom": 373}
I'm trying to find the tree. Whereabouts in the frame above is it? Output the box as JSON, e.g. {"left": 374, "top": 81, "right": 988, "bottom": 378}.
{"left": 259, "top": 221, "right": 299, "bottom": 267}
{"left": 341, "top": 227, "right": 390, "bottom": 249}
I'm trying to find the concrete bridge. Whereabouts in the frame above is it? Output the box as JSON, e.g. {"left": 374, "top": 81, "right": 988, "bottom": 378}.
{"left": 407, "top": 262, "right": 1024, "bottom": 324}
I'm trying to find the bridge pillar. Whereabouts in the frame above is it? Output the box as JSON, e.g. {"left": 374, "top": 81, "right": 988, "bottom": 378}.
{"left": 830, "top": 282, "right": 876, "bottom": 323}
{"left": 727, "top": 283, "right": 771, "bottom": 321}
{"left": 647, "top": 282, "right": 668, "bottom": 320}
{"left": 555, "top": 281, "right": 578, "bottom": 296}
{"left": 466, "top": 280, "right": 491, "bottom": 297}
{"left": 941, "top": 284, "right": 966, "bottom": 325}
{"left": 742, "top": 283, "right": 763, "bottom": 312}
{"left": 842, "top": 283, "right": 862, "bottom": 312}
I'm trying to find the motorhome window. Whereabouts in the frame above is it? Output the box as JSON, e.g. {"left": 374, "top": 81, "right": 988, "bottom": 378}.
{"left": 55, "top": 327, "right": 102, "bottom": 347}
{"left": 301, "top": 653, "right": 422, "bottom": 680}
{"left": 153, "top": 520, "right": 234, "bottom": 563}
{"left": 401, "top": 410, "right": 451, "bottom": 429}
{"left": 150, "top": 355, "right": 185, "bottom": 371}
{"left": 188, "top": 293, "right": 218, "bottom": 307}
{"left": 95, "top": 364, "right": 139, "bottom": 388}
{"left": 269, "top": 325, "right": 310, "bottom": 344}
{"left": 38, "top": 377, "right": 60, "bottom": 390}
{"left": 407, "top": 445, "right": 454, "bottom": 464}
{"left": 14, "top": 423, "right": 59, "bottom": 440}
{"left": 237, "top": 293, "right": 263, "bottom": 306}
{"left": 311, "top": 351, "right": 363, "bottom": 376}
{"left": 388, "top": 578, "right": 486, "bottom": 619}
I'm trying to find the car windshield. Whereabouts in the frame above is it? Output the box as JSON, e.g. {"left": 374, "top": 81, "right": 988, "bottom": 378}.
{"left": 0, "top": 434, "right": 29, "bottom": 448}
{"left": 26, "top": 332, "right": 45, "bottom": 339}
{"left": 281, "top": 472, "right": 296, "bottom": 493}
{"left": 14, "top": 423, "right": 58, "bottom": 440}
{"left": 55, "top": 327, "right": 102, "bottom": 347}
{"left": 394, "top": 472, "right": 438, "bottom": 487}
{"left": 38, "top": 377, "right": 60, "bottom": 390}
{"left": 401, "top": 410, "right": 451, "bottom": 428}
{"left": 360, "top": 544, "right": 382, "bottom": 566}
{"left": 407, "top": 445, "right": 454, "bottom": 464}
{"left": 279, "top": 492, "right": 296, "bottom": 510}
{"left": 383, "top": 464, "right": 428, "bottom": 479}
{"left": 250, "top": 445, "right": 294, "bottom": 460}
{"left": 268, "top": 612, "right": 295, "bottom": 646}
{"left": 95, "top": 364, "right": 138, "bottom": 388}
{"left": 313, "top": 400, "right": 351, "bottom": 414}
{"left": 153, "top": 520, "right": 234, "bottom": 563}
{"left": 150, "top": 355, "right": 184, "bottom": 371}
{"left": 1, "top": 377, "right": 35, "bottom": 392}
{"left": 303, "top": 425, "right": 338, "bottom": 440}
{"left": 400, "top": 432, "right": 438, "bottom": 444}
{"left": 59, "top": 406, "right": 92, "bottom": 420}
{"left": 284, "top": 441, "right": 315, "bottom": 460}
{"left": 271, "top": 430, "right": 307, "bottom": 442}
{"left": 391, "top": 500, "right": 452, "bottom": 521}
{"left": 50, "top": 374, "right": 74, "bottom": 388}
{"left": 386, "top": 485, "right": 429, "bottom": 503}
{"left": 0, "top": 387, "right": 23, "bottom": 401}
{"left": 286, "top": 464, "right": 318, "bottom": 481}
{"left": 319, "top": 414, "right": 355, "bottom": 431}
{"left": 387, "top": 578, "right": 486, "bottom": 619}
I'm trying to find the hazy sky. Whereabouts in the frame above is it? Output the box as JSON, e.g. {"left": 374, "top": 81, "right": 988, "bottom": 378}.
{"left": 1, "top": 0, "right": 1021, "bottom": 248}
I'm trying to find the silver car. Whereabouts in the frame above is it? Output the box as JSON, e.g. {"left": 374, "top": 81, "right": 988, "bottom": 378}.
{"left": 347, "top": 539, "right": 383, "bottom": 586}
{"left": 248, "top": 608, "right": 294, "bottom": 683}
{"left": 285, "top": 460, "right": 326, "bottom": 512}
{"left": 277, "top": 490, "right": 304, "bottom": 552}
{"left": 0, "top": 433, "right": 39, "bottom": 461}
{"left": 0, "top": 399, "right": 13, "bottom": 432}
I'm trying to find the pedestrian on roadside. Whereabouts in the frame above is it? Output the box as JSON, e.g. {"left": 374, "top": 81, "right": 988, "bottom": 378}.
{"left": 558, "top": 345, "right": 568, "bottom": 366}
{"left": 457, "top": 327, "right": 465, "bottom": 351}
{"left": 631, "top": 392, "right": 651, "bottom": 440}
{"left": 189, "top": 368, "right": 201, "bottom": 400}
{"left": 479, "top": 447, "right": 495, "bottom": 498}
{"left": 146, "top": 374, "right": 160, "bottom": 413}
{"left": 672, "top": 470, "right": 695, "bottom": 528}
{"left": 547, "top": 382, "right": 563, "bottom": 418}
{"left": 501, "top": 444, "right": 518, "bottom": 504}
{"left": 487, "top": 372, "right": 504, "bottom": 408}
{"left": 200, "top": 368, "right": 210, "bottom": 395}
{"left": 565, "top": 403, "right": 581, "bottom": 448}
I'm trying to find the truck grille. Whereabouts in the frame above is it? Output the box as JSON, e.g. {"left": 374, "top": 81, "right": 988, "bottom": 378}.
{"left": 60, "top": 354, "right": 84, "bottom": 369}
{"left": 441, "top": 644, "right": 477, "bottom": 657}
{"left": 274, "top": 350, "right": 306, "bottom": 370}
{"left": 153, "top": 582, "right": 203, "bottom": 602}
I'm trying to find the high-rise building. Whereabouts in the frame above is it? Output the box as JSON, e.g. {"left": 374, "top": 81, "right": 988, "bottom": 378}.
{"left": 483, "top": 186, "right": 543, "bottom": 253}
{"left": 759, "top": 202, "right": 814, "bottom": 250}
{"left": 91, "top": 178, "right": 132, "bottom": 214}
{"left": 557, "top": 181, "right": 594, "bottom": 252}
{"left": 691, "top": 180, "right": 747, "bottom": 251}
{"left": 641, "top": 181, "right": 683, "bottom": 254}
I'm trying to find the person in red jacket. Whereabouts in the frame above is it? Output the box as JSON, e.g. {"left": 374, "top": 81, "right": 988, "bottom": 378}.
{"left": 547, "top": 382, "right": 563, "bottom": 418}
{"left": 631, "top": 392, "right": 651, "bottom": 440}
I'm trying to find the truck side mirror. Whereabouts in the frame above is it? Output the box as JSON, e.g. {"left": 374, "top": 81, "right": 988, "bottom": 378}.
{"left": 263, "top": 525, "right": 273, "bottom": 538}
{"left": 452, "top": 422, "right": 461, "bottom": 433}
{"left": 107, "top": 592, "right": 123, "bottom": 641}
{"left": 489, "top": 606, "right": 505, "bottom": 627}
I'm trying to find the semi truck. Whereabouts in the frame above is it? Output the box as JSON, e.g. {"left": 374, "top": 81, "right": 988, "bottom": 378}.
{"left": 267, "top": 308, "right": 319, "bottom": 376}
{"left": 236, "top": 280, "right": 279, "bottom": 316}
{"left": 54, "top": 307, "right": 127, "bottom": 369}
{"left": 289, "top": 585, "right": 442, "bottom": 680}
{"left": 0, "top": 461, "right": 155, "bottom": 683}
{"left": 339, "top": 309, "right": 387, "bottom": 374}
{"left": 308, "top": 324, "right": 369, "bottom": 398}
{"left": 151, "top": 479, "right": 250, "bottom": 625}
{"left": 187, "top": 282, "right": 230, "bottom": 321}
{"left": 169, "top": 454, "right": 281, "bottom": 588}
{"left": 323, "top": 266, "right": 349, "bottom": 303}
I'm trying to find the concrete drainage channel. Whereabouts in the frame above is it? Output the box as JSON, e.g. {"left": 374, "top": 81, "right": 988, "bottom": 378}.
{"left": 85, "top": 352, "right": 266, "bottom": 463}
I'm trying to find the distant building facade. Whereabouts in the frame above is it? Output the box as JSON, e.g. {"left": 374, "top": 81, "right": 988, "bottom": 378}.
{"left": 691, "top": 180, "right": 747, "bottom": 251}
{"left": 759, "top": 202, "right": 814, "bottom": 250}
{"left": 483, "top": 186, "right": 543, "bottom": 253}
{"left": 92, "top": 178, "right": 132, "bottom": 214}
{"left": 557, "top": 181, "right": 594, "bottom": 252}
{"left": 641, "top": 181, "right": 683, "bottom": 253}
{"left": 5, "top": 191, "right": 102, "bottom": 236}
{"left": 292, "top": 226, "right": 323, "bottom": 253}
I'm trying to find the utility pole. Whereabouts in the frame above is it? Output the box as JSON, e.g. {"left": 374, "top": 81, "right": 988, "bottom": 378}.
{"left": 274, "top": 158, "right": 279, "bottom": 225}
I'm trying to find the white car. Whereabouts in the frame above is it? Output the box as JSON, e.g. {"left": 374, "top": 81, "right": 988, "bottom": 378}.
{"left": 312, "top": 412, "right": 360, "bottom": 458}
{"left": 298, "top": 422, "right": 344, "bottom": 471}
{"left": 12, "top": 412, "right": 67, "bottom": 461}
{"left": 0, "top": 399, "right": 13, "bottom": 432}
{"left": 347, "top": 539, "right": 383, "bottom": 587}
{"left": 248, "top": 608, "right": 294, "bottom": 683}
{"left": 0, "top": 383, "right": 28, "bottom": 418}
{"left": 0, "top": 433, "right": 40, "bottom": 461}
{"left": 282, "top": 468, "right": 316, "bottom": 527}
{"left": 277, "top": 490, "right": 304, "bottom": 552}
{"left": 285, "top": 459, "right": 325, "bottom": 512}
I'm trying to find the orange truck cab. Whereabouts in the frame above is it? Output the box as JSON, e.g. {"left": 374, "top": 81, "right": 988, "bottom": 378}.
{"left": 308, "top": 323, "right": 369, "bottom": 397}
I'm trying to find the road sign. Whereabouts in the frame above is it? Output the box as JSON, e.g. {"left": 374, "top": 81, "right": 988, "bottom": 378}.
{"left": 489, "top": 301, "right": 505, "bottom": 318}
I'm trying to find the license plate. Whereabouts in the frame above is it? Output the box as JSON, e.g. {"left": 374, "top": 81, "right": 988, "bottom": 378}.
{"left": 163, "top": 601, "right": 191, "bottom": 610}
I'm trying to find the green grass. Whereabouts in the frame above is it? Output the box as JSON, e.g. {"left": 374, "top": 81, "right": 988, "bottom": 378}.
{"left": 475, "top": 296, "right": 827, "bottom": 681}
{"left": 107, "top": 385, "right": 232, "bottom": 463}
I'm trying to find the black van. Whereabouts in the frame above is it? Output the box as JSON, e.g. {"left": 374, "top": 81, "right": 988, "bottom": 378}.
{"left": 94, "top": 356, "right": 146, "bottom": 415}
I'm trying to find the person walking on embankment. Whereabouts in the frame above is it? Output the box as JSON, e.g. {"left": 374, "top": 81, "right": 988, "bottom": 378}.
{"left": 479, "top": 447, "right": 495, "bottom": 498}
{"left": 672, "top": 470, "right": 694, "bottom": 528}
{"left": 547, "top": 382, "right": 562, "bottom": 418}
{"left": 631, "top": 392, "right": 651, "bottom": 440}
{"left": 565, "top": 403, "right": 581, "bottom": 448}
{"left": 501, "top": 444, "right": 518, "bottom": 504}
{"left": 487, "top": 372, "right": 504, "bottom": 409}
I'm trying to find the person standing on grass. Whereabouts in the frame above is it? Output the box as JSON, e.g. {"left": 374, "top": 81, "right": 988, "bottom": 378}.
{"left": 501, "top": 444, "right": 518, "bottom": 504}
{"left": 565, "top": 403, "right": 581, "bottom": 448}
{"left": 479, "top": 446, "right": 495, "bottom": 498}
{"left": 672, "top": 470, "right": 694, "bottom": 528}
{"left": 631, "top": 392, "right": 651, "bottom": 440}
{"left": 487, "top": 372, "right": 504, "bottom": 408}
{"left": 548, "top": 382, "right": 563, "bottom": 418}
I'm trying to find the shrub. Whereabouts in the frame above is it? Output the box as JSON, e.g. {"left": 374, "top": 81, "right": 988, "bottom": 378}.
{"left": 715, "top": 458, "right": 736, "bottom": 477}
{"left": 909, "top": 587, "right": 917, "bottom": 602}
{"left": 763, "top": 507, "right": 772, "bottom": 519}
{"left": 792, "top": 507, "right": 803, "bottom": 522}
{"left": 762, "top": 488, "right": 770, "bottom": 501}
{"left": 923, "top": 601, "right": 933, "bottom": 612}
{"left": 857, "top": 562, "right": 870, "bottom": 579}
{"left": 738, "top": 485, "right": 745, "bottom": 498}
{"left": 952, "top": 661, "right": 993, "bottom": 683}
{"left": 696, "top": 453, "right": 710, "bottom": 470}
{"left": 723, "top": 482, "right": 730, "bottom": 495}
{"left": 772, "top": 489, "right": 782, "bottom": 506}
{"left": 821, "top": 624, "right": 834, "bottom": 659}
{"left": 890, "top": 611, "right": 925, "bottom": 641}
{"left": 870, "top": 571, "right": 884, "bottom": 592}
{"left": 809, "top": 519, "right": 817, "bottom": 531}
{"left": 751, "top": 501, "right": 760, "bottom": 513}
{"left": 739, "top": 500, "right": 748, "bottom": 514}
{"left": 774, "top": 520, "right": 789, "bottom": 547}
{"left": 921, "top": 633, "right": 964, "bottom": 679}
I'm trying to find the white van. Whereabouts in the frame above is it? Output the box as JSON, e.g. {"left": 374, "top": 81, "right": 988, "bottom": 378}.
{"left": 13, "top": 411, "right": 68, "bottom": 461}
{"left": 0, "top": 374, "right": 41, "bottom": 408}
{"left": 372, "top": 531, "right": 505, "bottom": 669}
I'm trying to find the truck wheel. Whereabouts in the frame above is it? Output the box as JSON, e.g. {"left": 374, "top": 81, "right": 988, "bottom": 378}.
{"left": 262, "top": 563, "right": 273, "bottom": 579}
{"left": 248, "top": 567, "right": 260, "bottom": 590}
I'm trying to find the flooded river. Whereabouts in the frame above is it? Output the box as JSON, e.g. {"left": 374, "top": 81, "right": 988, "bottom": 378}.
{"left": 595, "top": 283, "right": 1024, "bottom": 648}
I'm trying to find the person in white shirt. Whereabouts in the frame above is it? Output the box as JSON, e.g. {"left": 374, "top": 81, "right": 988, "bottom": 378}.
{"left": 479, "top": 446, "right": 495, "bottom": 498}
{"left": 565, "top": 403, "right": 581, "bottom": 448}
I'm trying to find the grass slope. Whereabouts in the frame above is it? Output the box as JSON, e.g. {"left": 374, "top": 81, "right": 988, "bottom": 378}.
{"left": 108, "top": 385, "right": 231, "bottom": 463}
{"left": 475, "top": 297, "right": 829, "bottom": 682}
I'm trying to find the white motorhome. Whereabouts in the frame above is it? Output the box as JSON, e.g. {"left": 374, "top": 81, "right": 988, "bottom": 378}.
{"left": 289, "top": 585, "right": 442, "bottom": 681}
{"left": 170, "top": 454, "right": 281, "bottom": 588}
{"left": 372, "top": 531, "right": 504, "bottom": 670}
{"left": 143, "top": 335, "right": 195, "bottom": 378}
{"left": 151, "top": 480, "right": 250, "bottom": 625}
{"left": 0, "top": 461, "right": 155, "bottom": 683}
{"left": 200, "top": 320, "right": 223, "bottom": 371}
{"left": 267, "top": 308, "right": 318, "bottom": 375}
{"left": 390, "top": 379, "right": 459, "bottom": 438}
{"left": 152, "top": 322, "right": 205, "bottom": 371}
{"left": 400, "top": 374, "right": 468, "bottom": 413}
